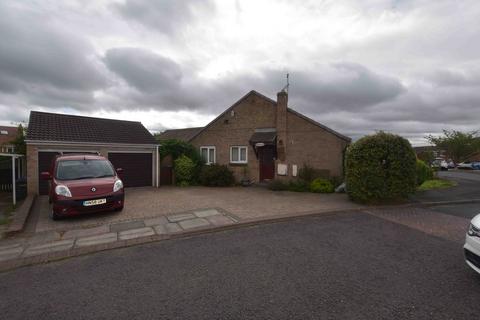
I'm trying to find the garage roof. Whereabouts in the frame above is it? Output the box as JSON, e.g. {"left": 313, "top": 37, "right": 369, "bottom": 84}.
{"left": 27, "top": 111, "right": 157, "bottom": 145}
{"left": 157, "top": 127, "right": 204, "bottom": 142}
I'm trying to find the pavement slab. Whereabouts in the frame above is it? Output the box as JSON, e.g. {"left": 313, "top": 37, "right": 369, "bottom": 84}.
{"left": 75, "top": 233, "right": 118, "bottom": 248}
{"left": 63, "top": 225, "right": 110, "bottom": 240}
{"left": 118, "top": 227, "right": 154, "bottom": 241}
{"left": 144, "top": 216, "right": 168, "bottom": 227}
{"left": 23, "top": 239, "right": 74, "bottom": 257}
{"left": 167, "top": 212, "right": 196, "bottom": 222}
{"left": 179, "top": 218, "right": 211, "bottom": 230}
{"left": 26, "top": 231, "right": 61, "bottom": 245}
{"left": 164, "top": 223, "right": 182, "bottom": 234}
{"left": 110, "top": 220, "right": 145, "bottom": 233}
{"left": 153, "top": 224, "right": 167, "bottom": 235}
{"left": 193, "top": 209, "right": 221, "bottom": 218}
{"left": 206, "top": 215, "right": 236, "bottom": 226}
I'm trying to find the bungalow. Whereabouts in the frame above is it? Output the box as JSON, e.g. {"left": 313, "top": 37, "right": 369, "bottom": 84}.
{"left": 26, "top": 111, "right": 160, "bottom": 195}
{"left": 0, "top": 126, "right": 18, "bottom": 154}
{"left": 158, "top": 90, "right": 351, "bottom": 183}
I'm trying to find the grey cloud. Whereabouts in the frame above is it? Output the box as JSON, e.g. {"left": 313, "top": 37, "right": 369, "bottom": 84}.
{"left": 0, "top": 3, "right": 107, "bottom": 106}
{"left": 272, "top": 63, "right": 406, "bottom": 113}
{"left": 103, "top": 47, "right": 406, "bottom": 115}
{"left": 114, "top": 0, "right": 215, "bottom": 35}
{"left": 425, "top": 69, "right": 480, "bottom": 87}
{"left": 105, "top": 48, "right": 182, "bottom": 93}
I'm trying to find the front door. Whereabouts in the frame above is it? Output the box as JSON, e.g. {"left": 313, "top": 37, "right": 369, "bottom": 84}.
{"left": 258, "top": 146, "right": 275, "bottom": 181}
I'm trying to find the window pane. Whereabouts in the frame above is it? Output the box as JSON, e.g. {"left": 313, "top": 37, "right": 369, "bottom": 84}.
{"left": 232, "top": 147, "right": 239, "bottom": 161}
{"left": 240, "top": 147, "right": 247, "bottom": 161}
{"left": 201, "top": 148, "right": 208, "bottom": 162}
{"left": 209, "top": 148, "right": 215, "bottom": 163}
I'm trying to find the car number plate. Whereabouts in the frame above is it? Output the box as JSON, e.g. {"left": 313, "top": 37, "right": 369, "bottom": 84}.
{"left": 83, "top": 198, "right": 107, "bottom": 206}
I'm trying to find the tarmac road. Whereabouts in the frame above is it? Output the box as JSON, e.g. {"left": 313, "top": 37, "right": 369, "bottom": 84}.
{"left": 1, "top": 211, "right": 479, "bottom": 320}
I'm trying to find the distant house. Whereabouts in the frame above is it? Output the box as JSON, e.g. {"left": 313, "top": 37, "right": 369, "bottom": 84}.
{"left": 413, "top": 146, "right": 446, "bottom": 160}
{"left": 26, "top": 111, "right": 159, "bottom": 195}
{"left": 158, "top": 90, "right": 351, "bottom": 183}
{"left": 0, "top": 126, "right": 18, "bottom": 154}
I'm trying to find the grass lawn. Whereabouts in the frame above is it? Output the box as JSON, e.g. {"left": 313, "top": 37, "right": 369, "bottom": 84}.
{"left": 418, "top": 179, "right": 457, "bottom": 191}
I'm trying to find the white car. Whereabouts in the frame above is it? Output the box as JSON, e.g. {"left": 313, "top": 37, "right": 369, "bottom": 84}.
{"left": 464, "top": 214, "right": 480, "bottom": 274}
{"left": 432, "top": 159, "right": 448, "bottom": 171}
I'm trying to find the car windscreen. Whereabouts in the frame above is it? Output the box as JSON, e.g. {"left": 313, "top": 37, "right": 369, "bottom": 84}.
{"left": 55, "top": 160, "right": 115, "bottom": 180}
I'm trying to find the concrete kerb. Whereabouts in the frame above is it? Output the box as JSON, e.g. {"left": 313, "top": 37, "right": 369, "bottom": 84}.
{"left": 416, "top": 198, "right": 480, "bottom": 207}
{"left": 5, "top": 195, "right": 36, "bottom": 236}
{"left": 0, "top": 202, "right": 426, "bottom": 273}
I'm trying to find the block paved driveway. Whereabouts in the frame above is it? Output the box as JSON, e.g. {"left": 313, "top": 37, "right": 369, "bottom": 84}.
{"left": 30, "top": 186, "right": 363, "bottom": 233}
{"left": 1, "top": 209, "right": 479, "bottom": 320}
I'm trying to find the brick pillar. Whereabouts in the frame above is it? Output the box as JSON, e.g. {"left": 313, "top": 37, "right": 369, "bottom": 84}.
{"left": 26, "top": 144, "right": 38, "bottom": 195}
{"left": 276, "top": 90, "right": 288, "bottom": 162}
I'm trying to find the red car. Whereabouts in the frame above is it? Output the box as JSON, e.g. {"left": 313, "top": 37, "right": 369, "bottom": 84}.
{"left": 41, "top": 154, "right": 125, "bottom": 220}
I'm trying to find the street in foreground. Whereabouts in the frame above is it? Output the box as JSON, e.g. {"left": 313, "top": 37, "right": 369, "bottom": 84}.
{"left": 0, "top": 209, "right": 479, "bottom": 320}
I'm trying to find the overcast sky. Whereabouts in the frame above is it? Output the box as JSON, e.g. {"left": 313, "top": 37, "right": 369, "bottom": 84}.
{"left": 0, "top": 0, "right": 479, "bottom": 145}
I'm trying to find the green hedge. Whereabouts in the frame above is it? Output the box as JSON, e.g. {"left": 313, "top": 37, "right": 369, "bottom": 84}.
{"left": 345, "top": 132, "right": 417, "bottom": 203}
{"left": 174, "top": 155, "right": 196, "bottom": 186}
{"left": 416, "top": 159, "right": 434, "bottom": 186}
{"left": 199, "top": 164, "right": 235, "bottom": 187}
{"left": 310, "top": 178, "right": 334, "bottom": 193}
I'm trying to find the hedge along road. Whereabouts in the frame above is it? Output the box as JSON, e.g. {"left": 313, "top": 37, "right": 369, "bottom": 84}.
{"left": 0, "top": 211, "right": 479, "bottom": 320}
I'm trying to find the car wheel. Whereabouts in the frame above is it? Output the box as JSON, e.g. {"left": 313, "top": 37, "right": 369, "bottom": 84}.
{"left": 114, "top": 205, "right": 124, "bottom": 212}
{"left": 50, "top": 210, "right": 61, "bottom": 221}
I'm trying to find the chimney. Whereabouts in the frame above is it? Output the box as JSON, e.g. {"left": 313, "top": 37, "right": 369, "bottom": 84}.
{"left": 276, "top": 90, "right": 288, "bottom": 161}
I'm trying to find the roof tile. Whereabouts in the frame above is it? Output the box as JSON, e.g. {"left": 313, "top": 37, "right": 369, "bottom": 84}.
{"left": 26, "top": 111, "right": 156, "bottom": 145}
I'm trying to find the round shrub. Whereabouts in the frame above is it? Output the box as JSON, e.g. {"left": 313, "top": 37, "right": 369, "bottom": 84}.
{"left": 310, "top": 178, "right": 334, "bottom": 193}
{"left": 345, "top": 132, "right": 417, "bottom": 203}
{"left": 199, "top": 164, "right": 235, "bottom": 187}
{"left": 416, "top": 159, "right": 434, "bottom": 186}
{"left": 287, "top": 180, "right": 309, "bottom": 192}
{"left": 174, "top": 155, "right": 196, "bottom": 185}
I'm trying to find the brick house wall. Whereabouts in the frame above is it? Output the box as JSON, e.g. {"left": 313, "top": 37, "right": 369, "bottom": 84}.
{"left": 285, "top": 111, "right": 348, "bottom": 177}
{"left": 189, "top": 91, "right": 350, "bottom": 183}
{"left": 190, "top": 93, "right": 276, "bottom": 182}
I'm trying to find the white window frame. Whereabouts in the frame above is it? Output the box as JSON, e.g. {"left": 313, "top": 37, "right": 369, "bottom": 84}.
{"left": 230, "top": 146, "right": 248, "bottom": 164}
{"left": 200, "top": 146, "right": 216, "bottom": 165}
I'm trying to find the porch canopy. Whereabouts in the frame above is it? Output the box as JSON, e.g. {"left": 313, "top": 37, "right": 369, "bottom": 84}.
{"left": 249, "top": 131, "right": 276, "bottom": 157}
{"left": 0, "top": 153, "right": 24, "bottom": 206}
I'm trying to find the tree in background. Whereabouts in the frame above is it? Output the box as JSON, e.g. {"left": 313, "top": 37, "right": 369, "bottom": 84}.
{"left": 426, "top": 130, "right": 480, "bottom": 163}
{"left": 417, "top": 150, "right": 435, "bottom": 165}
{"left": 11, "top": 124, "right": 26, "bottom": 155}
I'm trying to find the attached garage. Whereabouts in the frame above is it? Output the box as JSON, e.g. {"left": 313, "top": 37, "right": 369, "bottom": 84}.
{"left": 26, "top": 111, "right": 160, "bottom": 195}
{"left": 108, "top": 152, "right": 152, "bottom": 187}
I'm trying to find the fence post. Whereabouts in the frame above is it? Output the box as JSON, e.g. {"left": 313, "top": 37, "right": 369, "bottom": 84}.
{"left": 12, "top": 156, "right": 16, "bottom": 207}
